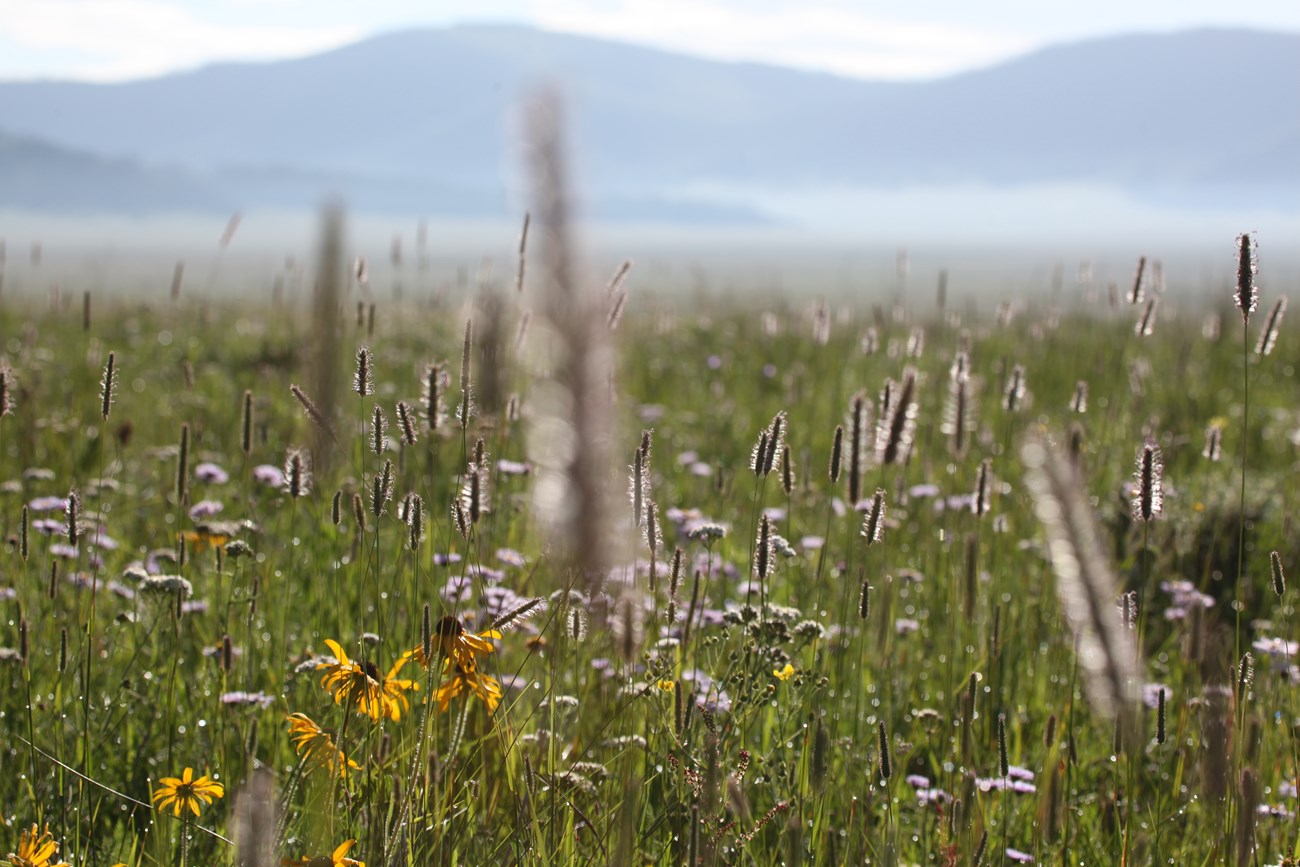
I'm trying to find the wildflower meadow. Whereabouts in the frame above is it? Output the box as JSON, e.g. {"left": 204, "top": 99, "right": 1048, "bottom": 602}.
{"left": 1, "top": 157, "right": 1298, "bottom": 865}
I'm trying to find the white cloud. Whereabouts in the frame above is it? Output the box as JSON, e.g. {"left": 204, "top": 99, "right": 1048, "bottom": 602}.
{"left": 0, "top": 0, "right": 362, "bottom": 81}
{"left": 529, "top": 0, "right": 1031, "bottom": 79}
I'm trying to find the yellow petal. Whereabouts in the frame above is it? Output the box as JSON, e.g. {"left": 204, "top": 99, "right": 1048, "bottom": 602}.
{"left": 324, "top": 639, "right": 348, "bottom": 665}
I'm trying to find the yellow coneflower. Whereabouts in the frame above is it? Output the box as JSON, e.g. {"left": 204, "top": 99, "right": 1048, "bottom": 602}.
{"left": 434, "top": 663, "right": 502, "bottom": 714}
{"left": 150, "top": 767, "right": 225, "bottom": 817}
{"left": 317, "top": 639, "right": 417, "bottom": 722}
{"left": 6, "top": 824, "right": 70, "bottom": 867}
{"left": 280, "top": 838, "right": 365, "bottom": 866}
{"left": 285, "top": 713, "right": 360, "bottom": 778}
{"left": 412, "top": 616, "right": 501, "bottom": 671}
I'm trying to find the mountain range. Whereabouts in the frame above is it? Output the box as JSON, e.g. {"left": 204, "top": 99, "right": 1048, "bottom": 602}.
{"left": 0, "top": 24, "right": 1296, "bottom": 222}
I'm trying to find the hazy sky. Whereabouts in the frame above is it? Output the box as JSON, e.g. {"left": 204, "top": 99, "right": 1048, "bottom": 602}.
{"left": 1, "top": 0, "right": 1298, "bottom": 82}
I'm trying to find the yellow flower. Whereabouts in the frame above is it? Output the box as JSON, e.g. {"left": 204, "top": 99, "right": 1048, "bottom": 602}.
{"left": 150, "top": 767, "right": 224, "bottom": 818}
{"left": 657, "top": 680, "right": 676, "bottom": 691}
{"left": 178, "top": 529, "right": 230, "bottom": 552}
{"left": 6, "top": 824, "right": 70, "bottom": 867}
{"left": 434, "top": 663, "right": 503, "bottom": 714}
{"left": 286, "top": 713, "right": 360, "bottom": 778}
{"left": 773, "top": 664, "right": 795, "bottom": 681}
{"left": 317, "top": 639, "right": 418, "bottom": 722}
{"left": 412, "top": 616, "right": 501, "bottom": 671}
{"left": 280, "top": 838, "right": 365, "bottom": 867}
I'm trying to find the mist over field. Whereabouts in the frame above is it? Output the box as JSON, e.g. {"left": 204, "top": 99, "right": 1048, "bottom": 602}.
{"left": 2, "top": 204, "right": 1296, "bottom": 311}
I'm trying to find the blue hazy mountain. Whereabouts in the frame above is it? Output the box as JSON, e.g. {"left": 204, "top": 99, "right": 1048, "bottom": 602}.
{"left": 0, "top": 24, "right": 1294, "bottom": 219}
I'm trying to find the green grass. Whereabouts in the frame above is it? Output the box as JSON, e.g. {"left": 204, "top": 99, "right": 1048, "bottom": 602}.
{"left": 0, "top": 273, "right": 1297, "bottom": 867}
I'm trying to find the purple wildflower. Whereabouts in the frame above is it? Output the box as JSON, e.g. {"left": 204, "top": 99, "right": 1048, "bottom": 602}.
{"left": 252, "top": 464, "right": 284, "bottom": 487}
{"left": 194, "top": 462, "right": 229, "bottom": 484}
{"left": 188, "top": 500, "right": 224, "bottom": 520}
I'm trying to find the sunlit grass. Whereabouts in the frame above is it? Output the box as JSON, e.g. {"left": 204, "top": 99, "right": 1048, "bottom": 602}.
{"left": 0, "top": 259, "right": 1297, "bottom": 866}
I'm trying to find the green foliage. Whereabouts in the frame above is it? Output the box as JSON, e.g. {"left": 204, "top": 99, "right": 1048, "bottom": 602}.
{"left": 0, "top": 283, "right": 1297, "bottom": 866}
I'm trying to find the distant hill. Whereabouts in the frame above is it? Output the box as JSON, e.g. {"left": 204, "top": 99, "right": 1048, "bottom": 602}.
{"left": 0, "top": 24, "right": 1295, "bottom": 219}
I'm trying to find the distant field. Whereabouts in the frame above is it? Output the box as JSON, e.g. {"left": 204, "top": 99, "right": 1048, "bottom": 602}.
{"left": 0, "top": 233, "right": 1297, "bottom": 866}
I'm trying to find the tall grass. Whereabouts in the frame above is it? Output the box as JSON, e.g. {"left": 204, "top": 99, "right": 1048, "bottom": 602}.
{"left": 0, "top": 233, "right": 1296, "bottom": 866}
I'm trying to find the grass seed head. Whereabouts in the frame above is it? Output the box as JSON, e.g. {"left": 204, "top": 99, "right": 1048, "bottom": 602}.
{"left": 176, "top": 422, "right": 190, "bottom": 504}
{"left": 65, "top": 489, "right": 80, "bottom": 548}
{"left": 1132, "top": 438, "right": 1164, "bottom": 521}
{"left": 457, "top": 319, "right": 475, "bottom": 429}
{"left": 395, "top": 399, "right": 418, "bottom": 446}
{"left": 1003, "top": 364, "right": 1026, "bottom": 412}
{"left": 353, "top": 345, "right": 374, "bottom": 396}
{"left": 240, "top": 389, "right": 253, "bottom": 455}
{"left": 829, "top": 424, "right": 843, "bottom": 484}
{"left": 370, "top": 404, "right": 388, "bottom": 455}
{"left": 862, "top": 489, "right": 886, "bottom": 546}
{"left": 422, "top": 363, "right": 448, "bottom": 433}
{"left": 1255, "top": 296, "right": 1286, "bottom": 355}
{"left": 878, "top": 369, "right": 917, "bottom": 466}
{"left": 284, "top": 448, "right": 312, "bottom": 498}
{"left": 1235, "top": 232, "right": 1258, "bottom": 322}
{"left": 1128, "top": 255, "right": 1147, "bottom": 305}
{"left": 100, "top": 351, "right": 116, "bottom": 420}
{"left": 0, "top": 364, "right": 13, "bottom": 417}
{"left": 877, "top": 720, "right": 892, "bottom": 781}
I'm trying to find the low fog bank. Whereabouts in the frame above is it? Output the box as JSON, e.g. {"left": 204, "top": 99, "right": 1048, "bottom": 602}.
{"left": 0, "top": 191, "right": 1295, "bottom": 308}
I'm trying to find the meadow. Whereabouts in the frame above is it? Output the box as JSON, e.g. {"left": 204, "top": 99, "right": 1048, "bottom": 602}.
{"left": 0, "top": 227, "right": 1297, "bottom": 867}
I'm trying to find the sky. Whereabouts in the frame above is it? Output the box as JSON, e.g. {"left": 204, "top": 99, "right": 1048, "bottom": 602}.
{"left": 1, "top": 0, "right": 1299, "bottom": 83}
